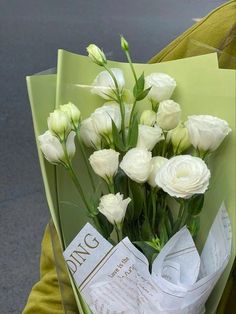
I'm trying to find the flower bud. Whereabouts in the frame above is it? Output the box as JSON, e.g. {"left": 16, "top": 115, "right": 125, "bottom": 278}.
{"left": 89, "top": 149, "right": 120, "bottom": 183}
{"left": 87, "top": 44, "right": 107, "bottom": 66}
{"left": 120, "top": 36, "right": 129, "bottom": 51}
{"left": 80, "top": 117, "right": 101, "bottom": 149}
{"left": 38, "top": 130, "right": 76, "bottom": 165}
{"left": 98, "top": 193, "right": 131, "bottom": 225}
{"left": 47, "top": 109, "right": 71, "bottom": 140}
{"left": 60, "top": 102, "right": 81, "bottom": 129}
{"left": 170, "top": 124, "right": 191, "bottom": 154}
{"left": 145, "top": 73, "right": 176, "bottom": 103}
{"left": 148, "top": 156, "right": 168, "bottom": 187}
{"left": 140, "top": 110, "right": 156, "bottom": 126}
{"left": 156, "top": 100, "right": 181, "bottom": 130}
{"left": 137, "top": 125, "right": 164, "bottom": 151}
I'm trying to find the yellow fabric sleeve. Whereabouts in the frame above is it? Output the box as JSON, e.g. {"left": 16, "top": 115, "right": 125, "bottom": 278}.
{"left": 23, "top": 1, "right": 236, "bottom": 313}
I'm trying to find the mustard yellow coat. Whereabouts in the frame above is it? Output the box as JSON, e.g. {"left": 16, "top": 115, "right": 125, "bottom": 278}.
{"left": 23, "top": 1, "right": 236, "bottom": 313}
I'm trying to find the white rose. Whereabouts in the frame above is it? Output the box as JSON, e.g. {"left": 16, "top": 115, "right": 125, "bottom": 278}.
{"left": 120, "top": 148, "right": 152, "bottom": 183}
{"left": 60, "top": 102, "right": 81, "bottom": 129}
{"left": 38, "top": 130, "right": 76, "bottom": 164}
{"left": 91, "top": 103, "right": 121, "bottom": 139}
{"left": 98, "top": 193, "right": 131, "bottom": 225}
{"left": 145, "top": 73, "right": 176, "bottom": 103}
{"left": 136, "top": 125, "right": 164, "bottom": 151}
{"left": 91, "top": 68, "right": 125, "bottom": 100}
{"left": 89, "top": 149, "right": 120, "bottom": 183}
{"left": 156, "top": 100, "right": 181, "bottom": 130}
{"left": 185, "top": 115, "right": 231, "bottom": 152}
{"left": 155, "top": 155, "right": 210, "bottom": 199}
{"left": 47, "top": 109, "right": 71, "bottom": 139}
{"left": 80, "top": 117, "right": 101, "bottom": 149}
{"left": 87, "top": 44, "right": 107, "bottom": 66}
{"left": 140, "top": 110, "right": 157, "bottom": 126}
{"left": 148, "top": 156, "right": 168, "bottom": 187}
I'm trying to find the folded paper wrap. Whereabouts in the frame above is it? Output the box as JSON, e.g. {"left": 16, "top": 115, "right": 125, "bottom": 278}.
{"left": 63, "top": 203, "right": 231, "bottom": 314}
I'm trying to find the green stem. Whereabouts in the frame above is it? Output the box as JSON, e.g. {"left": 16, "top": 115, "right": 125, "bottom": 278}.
{"left": 115, "top": 224, "right": 123, "bottom": 242}
{"left": 61, "top": 141, "right": 91, "bottom": 211}
{"left": 103, "top": 65, "right": 126, "bottom": 146}
{"left": 67, "top": 163, "right": 91, "bottom": 210}
{"left": 151, "top": 189, "right": 157, "bottom": 231}
{"left": 129, "top": 98, "right": 137, "bottom": 127}
{"left": 180, "top": 203, "right": 190, "bottom": 229}
{"left": 76, "top": 130, "right": 96, "bottom": 192}
{"left": 125, "top": 51, "right": 138, "bottom": 84}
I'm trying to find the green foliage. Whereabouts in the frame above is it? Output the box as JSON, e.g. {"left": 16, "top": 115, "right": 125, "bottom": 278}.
{"left": 188, "top": 194, "right": 204, "bottom": 216}
{"left": 111, "top": 119, "right": 126, "bottom": 152}
{"left": 133, "top": 72, "right": 151, "bottom": 101}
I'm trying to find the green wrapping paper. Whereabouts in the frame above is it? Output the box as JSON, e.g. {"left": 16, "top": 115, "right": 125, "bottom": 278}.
{"left": 27, "top": 52, "right": 235, "bottom": 313}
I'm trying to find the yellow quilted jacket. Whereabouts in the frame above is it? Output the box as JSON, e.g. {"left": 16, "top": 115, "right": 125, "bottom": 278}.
{"left": 23, "top": 1, "right": 236, "bottom": 313}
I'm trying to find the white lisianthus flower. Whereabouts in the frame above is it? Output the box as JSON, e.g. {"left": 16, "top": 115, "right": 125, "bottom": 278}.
{"left": 89, "top": 149, "right": 120, "bottom": 183}
{"left": 155, "top": 155, "right": 210, "bottom": 199}
{"left": 145, "top": 73, "right": 176, "bottom": 103}
{"left": 148, "top": 156, "right": 168, "bottom": 187}
{"left": 38, "top": 130, "right": 76, "bottom": 164}
{"left": 98, "top": 193, "right": 131, "bottom": 225}
{"left": 91, "top": 68, "right": 125, "bottom": 100}
{"left": 80, "top": 117, "right": 101, "bottom": 149}
{"left": 60, "top": 102, "right": 81, "bottom": 129}
{"left": 156, "top": 100, "right": 181, "bottom": 130}
{"left": 47, "top": 109, "right": 71, "bottom": 139}
{"left": 91, "top": 103, "right": 121, "bottom": 140}
{"left": 120, "top": 148, "right": 152, "bottom": 183}
{"left": 140, "top": 110, "right": 157, "bottom": 126}
{"left": 87, "top": 44, "right": 107, "bottom": 66}
{"left": 168, "top": 123, "right": 191, "bottom": 154}
{"left": 137, "top": 125, "right": 164, "bottom": 151}
{"left": 185, "top": 115, "right": 231, "bottom": 152}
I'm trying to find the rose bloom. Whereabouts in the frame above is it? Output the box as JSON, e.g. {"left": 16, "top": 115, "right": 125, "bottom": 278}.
{"left": 98, "top": 193, "right": 131, "bottom": 225}
{"left": 145, "top": 73, "right": 176, "bottom": 103}
{"left": 120, "top": 148, "right": 152, "bottom": 183}
{"left": 156, "top": 100, "right": 181, "bottom": 131}
{"left": 38, "top": 130, "right": 76, "bottom": 164}
{"left": 89, "top": 149, "right": 120, "bottom": 182}
{"left": 155, "top": 155, "right": 210, "bottom": 199}
{"left": 91, "top": 68, "right": 125, "bottom": 100}
{"left": 185, "top": 115, "right": 231, "bottom": 152}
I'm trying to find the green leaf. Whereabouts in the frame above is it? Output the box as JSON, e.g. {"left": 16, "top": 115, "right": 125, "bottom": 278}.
{"left": 133, "top": 72, "right": 145, "bottom": 98}
{"left": 136, "top": 87, "right": 151, "bottom": 101}
{"left": 188, "top": 216, "right": 200, "bottom": 238}
{"left": 111, "top": 119, "right": 126, "bottom": 152}
{"left": 159, "top": 219, "right": 169, "bottom": 246}
{"left": 188, "top": 194, "right": 204, "bottom": 216}
{"left": 141, "top": 218, "right": 153, "bottom": 240}
{"left": 97, "top": 212, "right": 113, "bottom": 239}
{"left": 128, "top": 180, "right": 144, "bottom": 220}
{"left": 134, "top": 241, "right": 158, "bottom": 264}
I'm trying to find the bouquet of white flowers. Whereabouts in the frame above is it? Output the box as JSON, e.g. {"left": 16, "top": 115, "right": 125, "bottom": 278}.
{"left": 27, "top": 37, "right": 235, "bottom": 314}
